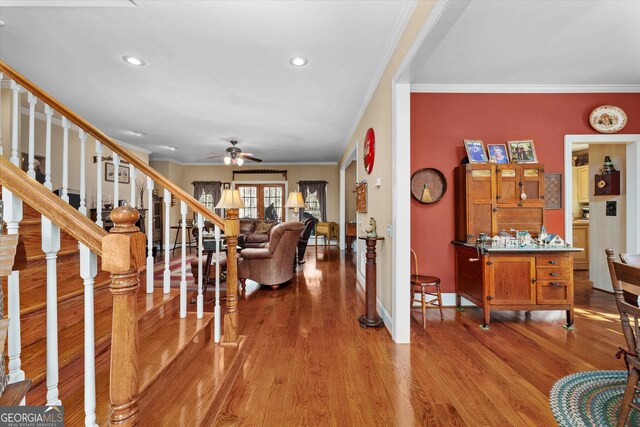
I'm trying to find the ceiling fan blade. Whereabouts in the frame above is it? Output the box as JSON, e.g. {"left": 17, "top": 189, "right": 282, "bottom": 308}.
{"left": 240, "top": 154, "right": 263, "bottom": 162}
{"left": 204, "top": 154, "right": 227, "bottom": 159}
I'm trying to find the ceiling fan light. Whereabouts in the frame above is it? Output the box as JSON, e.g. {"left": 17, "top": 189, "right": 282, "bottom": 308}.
{"left": 224, "top": 156, "right": 232, "bottom": 165}
{"left": 236, "top": 157, "right": 244, "bottom": 166}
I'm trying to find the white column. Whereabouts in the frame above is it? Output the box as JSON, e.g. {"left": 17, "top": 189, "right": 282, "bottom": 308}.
{"left": 95, "top": 141, "right": 103, "bottom": 227}
{"left": 9, "top": 81, "right": 21, "bottom": 166}
{"left": 214, "top": 225, "right": 221, "bottom": 342}
{"left": 80, "top": 245, "right": 98, "bottom": 427}
{"left": 42, "top": 216, "right": 61, "bottom": 406}
{"left": 163, "top": 189, "right": 171, "bottom": 294}
{"left": 180, "top": 201, "right": 187, "bottom": 318}
{"left": 2, "top": 188, "right": 25, "bottom": 383}
{"left": 27, "top": 93, "right": 37, "bottom": 179}
{"left": 61, "top": 117, "right": 70, "bottom": 202}
{"left": 196, "top": 214, "right": 204, "bottom": 319}
{"left": 44, "top": 105, "right": 53, "bottom": 191}
{"left": 146, "top": 177, "right": 155, "bottom": 294}
{"left": 129, "top": 164, "right": 136, "bottom": 208}
{"left": 79, "top": 130, "right": 87, "bottom": 215}
{"left": 113, "top": 153, "right": 119, "bottom": 207}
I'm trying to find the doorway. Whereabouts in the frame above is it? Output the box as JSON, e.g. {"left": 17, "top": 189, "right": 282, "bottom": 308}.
{"left": 235, "top": 183, "right": 286, "bottom": 221}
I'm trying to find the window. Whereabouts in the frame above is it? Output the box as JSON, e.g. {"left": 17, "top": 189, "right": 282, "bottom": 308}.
{"left": 304, "top": 191, "right": 321, "bottom": 220}
{"left": 192, "top": 181, "right": 222, "bottom": 215}
{"left": 236, "top": 183, "right": 285, "bottom": 221}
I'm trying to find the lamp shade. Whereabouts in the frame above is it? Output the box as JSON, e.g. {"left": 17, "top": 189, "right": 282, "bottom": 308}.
{"left": 285, "top": 192, "right": 305, "bottom": 209}
{"left": 215, "top": 189, "right": 246, "bottom": 209}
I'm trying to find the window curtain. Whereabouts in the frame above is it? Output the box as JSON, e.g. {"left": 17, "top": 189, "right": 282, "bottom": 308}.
{"left": 193, "top": 181, "right": 222, "bottom": 216}
{"left": 298, "top": 180, "right": 327, "bottom": 222}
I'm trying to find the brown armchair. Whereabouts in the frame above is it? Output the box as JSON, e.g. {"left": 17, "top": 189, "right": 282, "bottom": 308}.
{"left": 238, "top": 221, "right": 304, "bottom": 289}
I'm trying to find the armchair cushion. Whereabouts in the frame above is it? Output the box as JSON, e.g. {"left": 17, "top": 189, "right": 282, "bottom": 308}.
{"left": 240, "top": 248, "right": 273, "bottom": 260}
{"left": 254, "top": 221, "right": 274, "bottom": 235}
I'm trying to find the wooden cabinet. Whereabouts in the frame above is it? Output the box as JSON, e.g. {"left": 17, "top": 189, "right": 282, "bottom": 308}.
{"left": 572, "top": 221, "right": 589, "bottom": 270}
{"left": 455, "top": 164, "right": 545, "bottom": 243}
{"left": 454, "top": 244, "right": 578, "bottom": 327}
{"left": 577, "top": 165, "right": 589, "bottom": 203}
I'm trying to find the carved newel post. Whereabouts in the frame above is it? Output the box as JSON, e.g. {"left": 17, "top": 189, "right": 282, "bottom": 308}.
{"left": 102, "top": 207, "right": 145, "bottom": 426}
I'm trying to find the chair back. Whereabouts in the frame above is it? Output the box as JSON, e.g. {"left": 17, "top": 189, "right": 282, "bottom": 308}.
{"left": 621, "top": 253, "right": 640, "bottom": 267}
{"left": 410, "top": 249, "right": 419, "bottom": 276}
{"left": 606, "top": 249, "right": 640, "bottom": 355}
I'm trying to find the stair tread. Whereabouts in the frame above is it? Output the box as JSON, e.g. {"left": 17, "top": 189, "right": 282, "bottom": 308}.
{"left": 22, "top": 289, "right": 179, "bottom": 390}
{"left": 63, "top": 312, "right": 214, "bottom": 426}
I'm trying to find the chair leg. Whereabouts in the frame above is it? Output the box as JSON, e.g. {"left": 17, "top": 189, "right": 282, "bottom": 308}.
{"left": 437, "top": 286, "right": 444, "bottom": 319}
{"left": 617, "top": 367, "right": 640, "bottom": 427}
{"left": 421, "top": 291, "right": 426, "bottom": 328}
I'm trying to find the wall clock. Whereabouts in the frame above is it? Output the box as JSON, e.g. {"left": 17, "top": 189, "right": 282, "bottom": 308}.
{"left": 410, "top": 168, "right": 447, "bottom": 204}
{"left": 363, "top": 128, "right": 375, "bottom": 174}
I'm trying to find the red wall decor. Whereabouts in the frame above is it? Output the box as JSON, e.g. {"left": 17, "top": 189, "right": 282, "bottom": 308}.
{"left": 411, "top": 92, "right": 640, "bottom": 293}
{"left": 364, "top": 128, "right": 375, "bottom": 174}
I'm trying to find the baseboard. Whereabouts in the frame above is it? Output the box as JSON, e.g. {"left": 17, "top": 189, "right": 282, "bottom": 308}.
{"left": 377, "top": 298, "right": 393, "bottom": 332}
{"left": 356, "top": 272, "right": 365, "bottom": 291}
{"left": 411, "top": 292, "right": 477, "bottom": 307}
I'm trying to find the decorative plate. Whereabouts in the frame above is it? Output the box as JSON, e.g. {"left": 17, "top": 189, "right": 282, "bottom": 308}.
{"left": 410, "top": 168, "right": 447, "bottom": 204}
{"left": 363, "top": 128, "right": 375, "bottom": 174}
{"left": 589, "top": 105, "right": 627, "bottom": 134}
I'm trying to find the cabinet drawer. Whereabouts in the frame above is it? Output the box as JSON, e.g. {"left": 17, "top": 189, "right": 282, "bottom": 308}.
{"left": 537, "top": 280, "right": 570, "bottom": 304}
{"left": 536, "top": 255, "right": 570, "bottom": 267}
{"left": 536, "top": 267, "right": 571, "bottom": 280}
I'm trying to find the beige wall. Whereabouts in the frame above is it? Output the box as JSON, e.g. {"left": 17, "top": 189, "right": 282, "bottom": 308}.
{"left": 338, "top": 2, "right": 436, "bottom": 316}
{"left": 344, "top": 160, "right": 357, "bottom": 223}
{"left": 588, "top": 144, "right": 626, "bottom": 291}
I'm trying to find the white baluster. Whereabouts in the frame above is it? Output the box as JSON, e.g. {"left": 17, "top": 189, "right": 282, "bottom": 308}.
{"left": 129, "top": 164, "right": 136, "bottom": 208}
{"left": 214, "top": 225, "right": 221, "bottom": 342}
{"left": 10, "top": 81, "right": 20, "bottom": 166}
{"left": 2, "top": 188, "right": 25, "bottom": 384}
{"left": 95, "top": 141, "right": 103, "bottom": 227}
{"left": 113, "top": 153, "right": 119, "bottom": 207}
{"left": 163, "top": 189, "right": 171, "bottom": 294}
{"left": 79, "top": 130, "right": 87, "bottom": 215}
{"left": 196, "top": 214, "right": 204, "bottom": 319}
{"left": 42, "top": 216, "right": 61, "bottom": 406}
{"left": 44, "top": 105, "right": 53, "bottom": 191}
{"left": 61, "top": 117, "right": 70, "bottom": 203}
{"left": 180, "top": 201, "right": 187, "bottom": 318}
{"left": 146, "top": 177, "right": 155, "bottom": 294}
{"left": 27, "top": 93, "right": 37, "bottom": 179}
{"left": 80, "top": 245, "right": 98, "bottom": 427}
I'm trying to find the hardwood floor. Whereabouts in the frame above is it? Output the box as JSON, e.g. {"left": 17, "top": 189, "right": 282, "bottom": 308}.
{"left": 207, "top": 248, "right": 626, "bottom": 426}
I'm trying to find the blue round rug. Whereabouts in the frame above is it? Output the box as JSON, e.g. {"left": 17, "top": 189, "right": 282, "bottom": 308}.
{"left": 550, "top": 370, "right": 640, "bottom": 427}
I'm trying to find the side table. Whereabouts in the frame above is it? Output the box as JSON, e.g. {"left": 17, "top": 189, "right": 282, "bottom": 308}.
{"left": 358, "top": 236, "right": 384, "bottom": 328}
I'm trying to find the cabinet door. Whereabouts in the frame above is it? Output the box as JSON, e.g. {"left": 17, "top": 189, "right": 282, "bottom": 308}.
{"left": 577, "top": 166, "right": 589, "bottom": 203}
{"left": 495, "top": 206, "right": 544, "bottom": 235}
{"left": 496, "top": 165, "right": 519, "bottom": 204}
{"left": 572, "top": 225, "right": 589, "bottom": 270}
{"left": 520, "top": 165, "right": 544, "bottom": 206}
{"left": 488, "top": 256, "right": 536, "bottom": 305}
{"left": 466, "top": 167, "right": 495, "bottom": 240}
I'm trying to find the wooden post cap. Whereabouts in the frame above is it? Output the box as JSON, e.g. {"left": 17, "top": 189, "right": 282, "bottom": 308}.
{"left": 109, "top": 206, "right": 140, "bottom": 234}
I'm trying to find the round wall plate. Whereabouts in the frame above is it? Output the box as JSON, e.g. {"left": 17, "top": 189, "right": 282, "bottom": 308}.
{"left": 589, "top": 105, "right": 627, "bottom": 134}
{"left": 410, "top": 168, "right": 447, "bottom": 204}
{"left": 363, "top": 128, "right": 375, "bottom": 174}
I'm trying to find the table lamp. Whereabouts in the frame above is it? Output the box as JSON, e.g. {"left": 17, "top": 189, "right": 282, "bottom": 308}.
{"left": 215, "top": 189, "right": 246, "bottom": 213}
{"left": 285, "top": 191, "right": 305, "bottom": 214}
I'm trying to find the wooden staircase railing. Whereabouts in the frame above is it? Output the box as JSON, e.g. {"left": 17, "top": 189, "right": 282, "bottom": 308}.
{"left": 0, "top": 60, "right": 241, "bottom": 425}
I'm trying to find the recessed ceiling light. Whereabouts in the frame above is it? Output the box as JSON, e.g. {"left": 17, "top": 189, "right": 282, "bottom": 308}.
{"left": 167, "top": 146, "right": 177, "bottom": 151}
{"left": 123, "top": 55, "right": 145, "bottom": 66}
{"left": 289, "top": 56, "right": 308, "bottom": 67}
{"left": 131, "top": 131, "right": 145, "bottom": 137}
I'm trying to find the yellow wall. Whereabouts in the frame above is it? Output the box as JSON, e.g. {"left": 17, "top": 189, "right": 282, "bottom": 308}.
{"left": 338, "top": 1, "right": 436, "bottom": 316}
{"left": 344, "top": 160, "right": 357, "bottom": 223}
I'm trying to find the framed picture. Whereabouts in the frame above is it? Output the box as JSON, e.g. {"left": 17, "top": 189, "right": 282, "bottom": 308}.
{"left": 105, "top": 162, "right": 130, "bottom": 184}
{"left": 463, "top": 140, "right": 488, "bottom": 163}
{"left": 356, "top": 181, "right": 367, "bottom": 213}
{"left": 486, "top": 144, "right": 510, "bottom": 164}
{"left": 544, "top": 173, "right": 562, "bottom": 209}
{"left": 507, "top": 140, "right": 538, "bottom": 163}
{"left": 20, "top": 152, "right": 46, "bottom": 184}
{"left": 223, "top": 182, "right": 231, "bottom": 190}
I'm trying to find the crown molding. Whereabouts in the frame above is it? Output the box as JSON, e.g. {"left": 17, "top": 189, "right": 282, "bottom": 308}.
{"left": 0, "top": 0, "right": 136, "bottom": 6}
{"left": 149, "top": 158, "right": 338, "bottom": 167}
{"left": 18, "top": 106, "right": 152, "bottom": 155}
{"left": 344, "top": 0, "right": 418, "bottom": 148}
{"left": 410, "top": 84, "right": 640, "bottom": 93}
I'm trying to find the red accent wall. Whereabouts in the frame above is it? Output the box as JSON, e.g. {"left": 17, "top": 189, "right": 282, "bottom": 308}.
{"left": 411, "top": 93, "right": 640, "bottom": 293}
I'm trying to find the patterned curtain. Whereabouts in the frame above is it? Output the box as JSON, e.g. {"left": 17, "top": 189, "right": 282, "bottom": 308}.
{"left": 298, "top": 180, "right": 327, "bottom": 222}
{"left": 193, "top": 181, "right": 222, "bottom": 216}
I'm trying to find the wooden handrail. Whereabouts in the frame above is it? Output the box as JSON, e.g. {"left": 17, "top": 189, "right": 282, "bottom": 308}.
{"left": 0, "top": 60, "right": 225, "bottom": 230}
{"left": 0, "top": 156, "right": 106, "bottom": 255}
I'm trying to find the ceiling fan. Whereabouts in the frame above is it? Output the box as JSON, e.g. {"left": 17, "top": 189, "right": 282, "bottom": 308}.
{"left": 205, "top": 140, "right": 262, "bottom": 166}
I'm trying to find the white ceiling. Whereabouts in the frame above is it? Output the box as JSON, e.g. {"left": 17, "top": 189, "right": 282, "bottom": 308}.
{"left": 413, "top": 0, "right": 640, "bottom": 87}
{"left": 0, "top": 1, "right": 413, "bottom": 163}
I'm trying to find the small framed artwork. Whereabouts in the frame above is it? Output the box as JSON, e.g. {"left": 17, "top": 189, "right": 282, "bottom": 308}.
{"left": 223, "top": 182, "right": 231, "bottom": 190}
{"left": 544, "top": 173, "right": 562, "bottom": 209}
{"left": 356, "top": 181, "right": 367, "bottom": 213}
{"left": 105, "top": 162, "right": 130, "bottom": 184}
{"left": 507, "top": 140, "right": 538, "bottom": 163}
{"left": 463, "top": 140, "right": 488, "bottom": 163}
{"left": 486, "top": 144, "right": 510, "bottom": 164}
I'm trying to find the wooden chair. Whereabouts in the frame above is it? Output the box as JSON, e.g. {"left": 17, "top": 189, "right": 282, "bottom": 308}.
{"left": 606, "top": 248, "right": 640, "bottom": 427}
{"left": 410, "top": 249, "right": 443, "bottom": 327}
{"left": 621, "top": 253, "right": 640, "bottom": 267}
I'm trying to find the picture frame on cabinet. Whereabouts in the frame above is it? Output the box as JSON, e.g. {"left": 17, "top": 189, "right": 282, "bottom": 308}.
{"left": 487, "top": 144, "right": 510, "bottom": 164}
{"left": 463, "top": 140, "right": 488, "bottom": 163}
{"left": 507, "top": 139, "right": 538, "bottom": 164}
